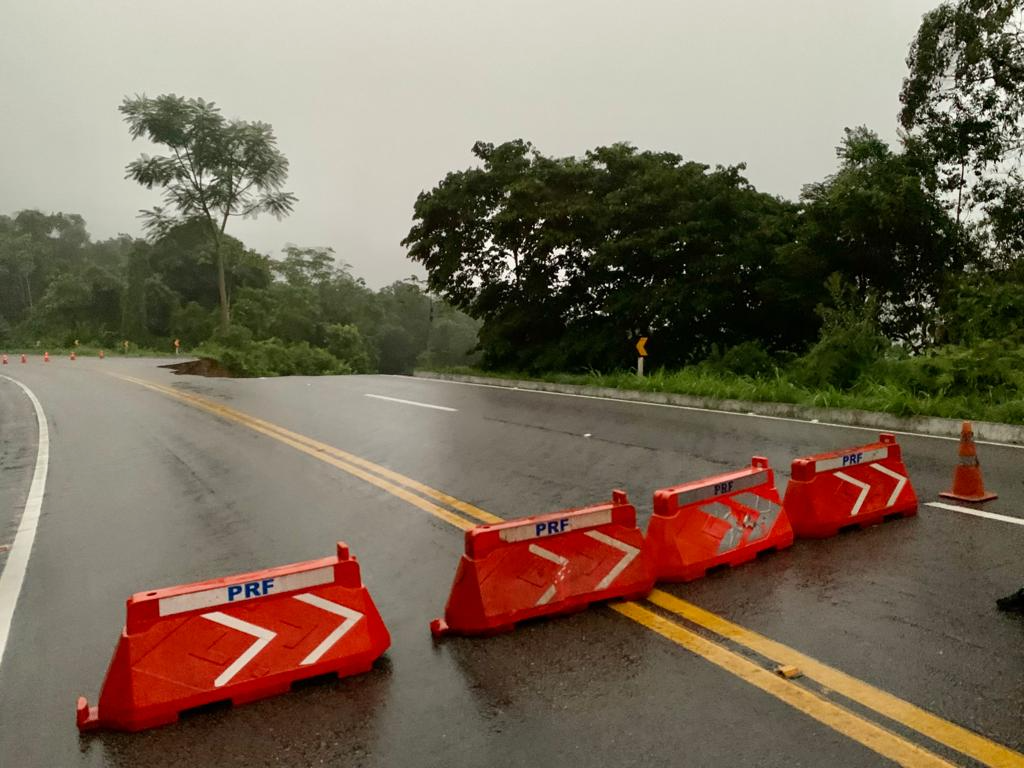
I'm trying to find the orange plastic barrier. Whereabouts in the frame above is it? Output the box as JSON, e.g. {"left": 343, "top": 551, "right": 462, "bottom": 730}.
{"left": 77, "top": 542, "right": 390, "bottom": 732}
{"left": 431, "top": 491, "right": 655, "bottom": 636}
{"left": 783, "top": 433, "right": 918, "bottom": 538}
{"left": 644, "top": 457, "right": 793, "bottom": 582}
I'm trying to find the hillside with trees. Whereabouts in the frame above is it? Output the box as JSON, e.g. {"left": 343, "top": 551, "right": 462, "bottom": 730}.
{"left": 0, "top": 210, "right": 480, "bottom": 374}
{"left": 4, "top": 0, "right": 1024, "bottom": 419}
{"left": 400, "top": 0, "right": 1024, "bottom": 422}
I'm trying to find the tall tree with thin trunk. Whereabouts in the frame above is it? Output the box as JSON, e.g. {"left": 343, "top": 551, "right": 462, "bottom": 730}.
{"left": 120, "top": 94, "right": 297, "bottom": 330}
{"left": 899, "top": 1, "right": 1024, "bottom": 225}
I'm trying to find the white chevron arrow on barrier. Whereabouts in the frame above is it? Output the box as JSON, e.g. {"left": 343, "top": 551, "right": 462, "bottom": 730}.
{"left": 202, "top": 612, "right": 277, "bottom": 688}
{"left": 202, "top": 593, "right": 364, "bottom": 685}
{"left": 870, "top": 463, "right": 907, "bottom": 507}
{"left": 835, "top": 463, "right": 908, "bottom": 517}
{"left": 292, "top": 593, "right": 364, "bottom": 665}
{"left": 834, "top": 471, "right": 871, "bottom": 517}
{"left": 528, "top": 533, "right": 640, "bottom": 606}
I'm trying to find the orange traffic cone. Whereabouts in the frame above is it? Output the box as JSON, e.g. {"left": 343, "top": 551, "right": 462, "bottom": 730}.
{"left": 98, "top": 350, "right": 105, "bottom": 360}
{"left": 1, "top": 354, "right": 7, "bottom": 365}
{"left": 43, "top": 351, "right": 50, "bottom": 363}
{"left": 940, "top": 421, "right": 997, "bottom": 502}
{"left": 20, "top": 354, "right": 26, "bottom": 363}
{"left": 70, "top": 351, "right": 76, "bottom": 361}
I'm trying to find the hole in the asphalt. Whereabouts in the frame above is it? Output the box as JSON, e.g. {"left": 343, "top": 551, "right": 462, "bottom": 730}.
{"left": 178, "top": 699, "right": 231, "bottom": 720}
{"left": 291, "top": 672, "right": 339, "bottom": 691}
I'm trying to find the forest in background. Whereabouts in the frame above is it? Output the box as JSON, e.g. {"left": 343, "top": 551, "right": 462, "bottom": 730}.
{"left": 399, "top": 0, "right": 1024, "bottom": 422}
{"left": 0, "top": 214, "right": 481, "bottom": 375}
{"left": 5, "top": 0, "right": 1024, "bottom": 419}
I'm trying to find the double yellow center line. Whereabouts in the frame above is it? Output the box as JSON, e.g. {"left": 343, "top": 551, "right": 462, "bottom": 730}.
{"left": 112, "top": 373, "right": 1023, "bottom": 767}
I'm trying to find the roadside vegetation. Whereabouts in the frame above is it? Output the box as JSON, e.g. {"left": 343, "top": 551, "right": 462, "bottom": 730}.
{"left": 4, "top": 0, "right": 1024, "bottom": 407}
{"left": 0, "top": 210, "right": 481, "bottom": 375}
{"left": 408, "top": 1, "right": 1024, "bottom": 424}
{"left": 431, "top": 265, "right": 1024, "bottom": 425}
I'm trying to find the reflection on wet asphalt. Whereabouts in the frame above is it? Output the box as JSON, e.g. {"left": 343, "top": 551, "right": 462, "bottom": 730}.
{"left": 0, "top": 358, "right": 1022, "bottom": 767}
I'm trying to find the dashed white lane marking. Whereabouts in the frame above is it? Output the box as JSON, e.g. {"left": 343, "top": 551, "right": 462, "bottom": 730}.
{"left": 408, "top": 376, "right": 1024, "bottom": 449}
{"left": 0, "top": 376, "right": 51, "bottom": 669}
{"left": 925, "top": 501, "right": 1024, "bottom": 527}
{"left": 364, "top": 393, "right": 457, "bottom": 412}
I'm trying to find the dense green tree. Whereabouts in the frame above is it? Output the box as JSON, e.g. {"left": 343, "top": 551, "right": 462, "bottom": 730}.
{"left": 120, "top": 94, "right": 297, "bottom": 330}
{"left": 404, "top": 140, "right": 803, "bottom": 370}
{"left": 900, "top": 0, "right": 1024, "bottom": 224}
{"left": 324, "top": 324, "right": 373, "bottom": 373}
{"left": 274, "top": 245, "right": 338, "bottom": 287}
{"left": 784, "top": 127, "right": 965, "bottom": 345}
{"left": 0, "top": 211, "right": 90, "bottom": 324}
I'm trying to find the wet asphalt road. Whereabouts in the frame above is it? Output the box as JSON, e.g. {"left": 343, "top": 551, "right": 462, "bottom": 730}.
{"left": 0, "top": 357, "right": 1022, "bottom": 767}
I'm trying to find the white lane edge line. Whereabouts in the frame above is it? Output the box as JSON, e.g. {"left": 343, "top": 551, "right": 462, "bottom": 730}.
{"left": 0, "top": 375, "right": 50, "bottom": 670}
{"left": 405, "top": 375, "right": 1024, "bottom": 450}
{"left": 925, "top": 501, "right": 1024, "bottom": 527}
{"left": 364, "top": 393, "right": 457, "bottom": 412}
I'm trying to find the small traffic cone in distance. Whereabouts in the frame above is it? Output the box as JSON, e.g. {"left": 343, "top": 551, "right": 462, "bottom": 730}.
{"left": 940, "top": 421, "right": 997, "bottom": 502}
{"left": 20, "top": 354, "right": 26, "bottom": 363}
{"left": 1, "top": 354, "right": 7, "bottom": 365}
{"left": 98, "top": 350, "right": 105, "bottom": 360}
{"left": 70, "top": 351, "right": 76, "bottom": 361}
{"left": 44, "top": 352, "right": 50, "bottom": 363}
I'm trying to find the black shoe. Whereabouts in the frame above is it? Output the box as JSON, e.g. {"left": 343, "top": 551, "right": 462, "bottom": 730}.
{"left": 996, "top": 588, "right": 1024, "bottom": 612}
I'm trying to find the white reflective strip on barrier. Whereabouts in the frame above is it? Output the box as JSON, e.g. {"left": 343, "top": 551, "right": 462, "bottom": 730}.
{"left": 202, "top": 612, "right": 277, "bottom": 687}
{"left": 835, "top": 472, "right": 871, "bottom": 517}
{"left": 158, "top": 566, "right": 335, "bottom": 617}
{"left": 870, "top": 463, "right": 907, "bottom": 507}
{"left": 293, "top": 594, "right": 363, "bottom": 666}
{"left": 528, "top": 544, "right": 569, "bottom": 566}
{"left": 815, "top": 446, "right": 889, "bottom": 473}
{"left": 530, "top": 545, "right": 569, "bottom": 606}
{"left": 671, "top": 470, "right": 768, "bottom": 506}
{"left": 499, "top": 508, "right": 613, "bottom": 543}
{"left": 586, "top": 531, "right": 640, "bottom": 590}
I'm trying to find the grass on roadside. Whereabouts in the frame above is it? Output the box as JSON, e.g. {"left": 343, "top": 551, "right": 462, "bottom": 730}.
{"left": 423, "top": 365, "right": 1024, "bottom": 426}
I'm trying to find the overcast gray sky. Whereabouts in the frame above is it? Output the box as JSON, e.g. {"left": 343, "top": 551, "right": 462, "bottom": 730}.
{"left": 1, "top": 0, "right": 938, "bottom": 287}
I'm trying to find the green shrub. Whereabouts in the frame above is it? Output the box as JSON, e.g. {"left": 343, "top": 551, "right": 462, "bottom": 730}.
{"left": 789, "top": 275, "right": 887, "bottom": 389}
{"left": 867, "top": 342, "right": 1024, "bottom": 399}
{"left": 172, "top": 302, "right": 216, "bottom": 347}
{"left": 706, "top": 341, "right": 777, "bottom": 378}
{"left": 199, "top": 339, "right": 349, "bottom": 377}
{"left": 324, "top": 323, "right": 373, "bottom": 373}
{"left": 373, "top": 324, "right": 419, "bottom": 374}
{"left": 212, "top": 324, "right": 254, "bottom": 348}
